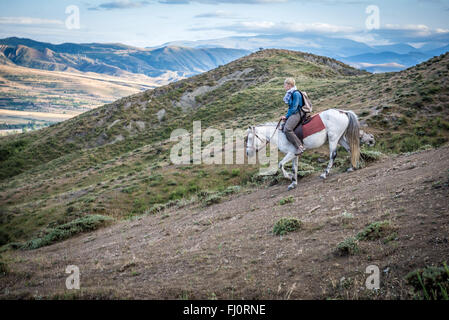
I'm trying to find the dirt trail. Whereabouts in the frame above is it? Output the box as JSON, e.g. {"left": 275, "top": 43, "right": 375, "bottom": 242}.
{"left": 1, "top": 146, "right": 449, "bottom": 299}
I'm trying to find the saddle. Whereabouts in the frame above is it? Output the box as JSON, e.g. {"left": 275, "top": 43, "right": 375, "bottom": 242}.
{"left": 293, "top": 112, "right": 313, "bottom": 142}
{"left": 293, "top": 112, "right": 325, "bottom": 142}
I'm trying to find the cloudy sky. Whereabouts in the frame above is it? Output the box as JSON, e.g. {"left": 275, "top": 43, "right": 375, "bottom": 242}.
{"left": 1, "top": 0, "right": 449, "bottom": 48}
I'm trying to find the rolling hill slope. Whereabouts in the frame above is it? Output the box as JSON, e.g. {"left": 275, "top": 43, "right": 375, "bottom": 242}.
{"left": 0, "top": 49, "right": 448, "bottom": 264}
{"left": 1, "top": 143, "right": 448, "bottom": 299}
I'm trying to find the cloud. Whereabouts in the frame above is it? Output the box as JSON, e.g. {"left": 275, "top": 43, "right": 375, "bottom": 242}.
{"left": 296, "top": 0, "right": 369, "bottom": 4}
{"left": 191, "top": 18, "right": 449, "bottom": 48}
{"left": 198, "top": 21, "right": 355, "bottom": 34}
{"left": 159, "top": 0, "right": 370, "bottom": 3}
{"left": 159, "top": 0, "right": 288, "bottom": 4}
{"left": 371, "top": 24, "right": 449, "bottom": 44}
{"left": 352, "top": 62, "right": 406, "bottom": 68}
{"left": 88, "top": 0, "right": 151, "bottom": 11}
{"left": 0, "top": 17, "right": 64, "bottom": 25}
{"left": 194, "top": 10, "right": 239, "bottom": 19}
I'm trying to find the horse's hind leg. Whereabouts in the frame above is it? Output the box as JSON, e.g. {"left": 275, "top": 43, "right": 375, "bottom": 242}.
{"left": 339, "top": 136, "right": 355, "bottom": 172}
{"left": 320, "top": 138, "right": 339, "bottom": 180}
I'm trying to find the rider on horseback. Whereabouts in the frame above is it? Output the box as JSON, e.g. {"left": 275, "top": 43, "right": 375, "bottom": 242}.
{"left": 280, "top": 77, "right": 305, "bottom": 156}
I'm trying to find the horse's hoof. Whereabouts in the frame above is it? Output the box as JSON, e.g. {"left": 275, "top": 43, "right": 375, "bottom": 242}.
{"left": 346, "top": 167, "right": 354, "bottom": 173}
{"left": 287, "top": 183, "right": 297, "bottom": 191}
{"left": 320, "top": 173, "right": 327, "bottom": 180}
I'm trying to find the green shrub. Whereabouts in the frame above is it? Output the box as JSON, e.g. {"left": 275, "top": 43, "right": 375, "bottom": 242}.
{"left": 169, "top": 186, "right": 187, "bottom": 200}
{"left": 231, "top": 168, "right": 240, "bottom": 177}
{"left": 360, "top": 148, "right": 383, "bottom": 162}
{"left": 167, "top": 180, "right": 177, "bottom": 186}
{"left": 122, "top": 186, "right": 138, "bottom": 194}
{"left": 132, "top": 198, "right": 147, "bottom": 215}
{"left": 406, "top": 263, "right": 449, "bottom": 300}
{"left": 279, "top": 196, "right": 294, "bottom": 205}
{"left": 273, "top": 217, "right": 302, "bottom": 236}
{"left": 218, "top": 169, "right": 230, "bottom": 176}
{"left": 203, "top": 194, "right": 222, "bottom": 206}
{"left": 0, "top": 255, "right": 8, "bottom": 274}
{"left": 221, "top": 185, "right": 241, "bottom": 195}
{"left": 400, "top": 136, "right": 421, "bottom": 153}
{"left": 0, "top": 230, "right": 10, "bottom": 246}
{"left": 22, "top": 215, "right": 114, "bottom": 250}
{"left": 146, "top": 199, "right": 188, "bottom": 215}
{"left": 356, "top": 221, "right": 394, "bottom": 241}
{"left": 336, "top": 237, "right": 359, "bottom": 256}
{"left": 146, "top": 203, "right": 167, "bottom": 215}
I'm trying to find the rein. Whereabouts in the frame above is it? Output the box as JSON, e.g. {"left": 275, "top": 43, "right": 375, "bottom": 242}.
{"left": 252, "top": 119, "right": 282, "bottom": 152}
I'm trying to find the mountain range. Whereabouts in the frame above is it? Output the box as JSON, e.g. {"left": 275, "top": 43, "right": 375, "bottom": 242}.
{"left": 0, "top": 37, "right": 250, "bottom": 79}
{"left": 158, "top": 33, "right": 449, "bottom": 73}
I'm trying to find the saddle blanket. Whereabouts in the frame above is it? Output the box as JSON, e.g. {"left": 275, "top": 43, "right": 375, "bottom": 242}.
{"left": 294, "top": 114, "right": 326, "bottom": 141}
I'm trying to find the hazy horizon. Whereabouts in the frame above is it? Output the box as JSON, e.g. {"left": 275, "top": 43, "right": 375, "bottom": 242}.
{"left": 1, "top": 0, "right": 449, "bottom": 49}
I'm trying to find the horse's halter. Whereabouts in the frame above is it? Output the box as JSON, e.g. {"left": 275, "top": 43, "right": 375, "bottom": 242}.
{"left": 248, "top": 120, "right": 282, "bottom": 153}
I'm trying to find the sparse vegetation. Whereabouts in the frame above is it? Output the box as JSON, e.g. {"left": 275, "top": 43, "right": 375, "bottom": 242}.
{"left": 356, "top": 221, "right": 395, "bottom": 241}
{"left": 22, "top": 215, "right": 114, "bottom": 250}
{"left": 0, "top": 256, "right": 8, "bottom": 275}
{"left": 279, "top": 196, "right": 294, "bottom": 206}
{"left": 336, "top": 237, "right": 359, "bottom": 256}
{"left": 406, "top": 263, "right": 449, "bottom": 300}
{"left": 360, "top": 148, "right": 383, "bottom": 162}
{"left": 273, "top": 217, "right": 302, "bottom": 235}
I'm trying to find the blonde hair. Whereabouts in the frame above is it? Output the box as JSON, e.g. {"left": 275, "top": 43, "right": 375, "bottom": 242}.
{"left": 284, "top": 77, "right": 295, "bottom": 86}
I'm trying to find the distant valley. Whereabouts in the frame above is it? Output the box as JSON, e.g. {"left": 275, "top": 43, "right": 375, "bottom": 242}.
{"left": 0, "top": 37, "right": 250, "bottom": 132}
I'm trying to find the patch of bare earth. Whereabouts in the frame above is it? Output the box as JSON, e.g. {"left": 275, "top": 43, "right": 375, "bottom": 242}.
{"left": 1, "top": 146, "right": 448, "bottom": 299}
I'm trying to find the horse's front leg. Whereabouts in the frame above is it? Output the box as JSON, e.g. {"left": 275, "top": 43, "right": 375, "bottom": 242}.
{"left": 288, "top": 156, "right": 298, "bottom": 190}
{"left": 279, "top": 152, "right": 296, "bottom": 181}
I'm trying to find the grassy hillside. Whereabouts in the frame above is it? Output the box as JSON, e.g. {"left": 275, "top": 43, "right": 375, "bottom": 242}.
{"left": 1, "top": 144, "right": 448, "bottom": 299}
{"left": 0, "top": 49, "right": 448, "bottom": 248}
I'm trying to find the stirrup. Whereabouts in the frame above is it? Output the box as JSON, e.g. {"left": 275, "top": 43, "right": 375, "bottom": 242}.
{"left": 295, "top": 146, "right": 305, "bottom": 156}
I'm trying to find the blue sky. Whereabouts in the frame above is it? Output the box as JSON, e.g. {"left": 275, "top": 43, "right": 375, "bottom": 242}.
{"left": 1, "top": 0, "right": 449, "bottom": 48}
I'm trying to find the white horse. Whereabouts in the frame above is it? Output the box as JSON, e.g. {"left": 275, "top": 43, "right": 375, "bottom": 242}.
{"left": 246, "top": 109, "right": 361, "bottom": 191}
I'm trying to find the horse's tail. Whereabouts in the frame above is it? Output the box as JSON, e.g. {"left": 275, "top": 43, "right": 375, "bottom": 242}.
{"left": 345, "top": 111, "right": 360, "bottom": 168}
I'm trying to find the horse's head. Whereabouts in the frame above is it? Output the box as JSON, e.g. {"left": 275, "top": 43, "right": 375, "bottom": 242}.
{"left": 245, "top": 126, "right": 258, "bottom": 158}
{"left": 359, "top": 130, "right": 375, "bottom": 147}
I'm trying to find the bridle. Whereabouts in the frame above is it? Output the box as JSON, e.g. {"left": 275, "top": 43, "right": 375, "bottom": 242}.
{"left": 247, "top": 119, "right": 282, "bottom": 153}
